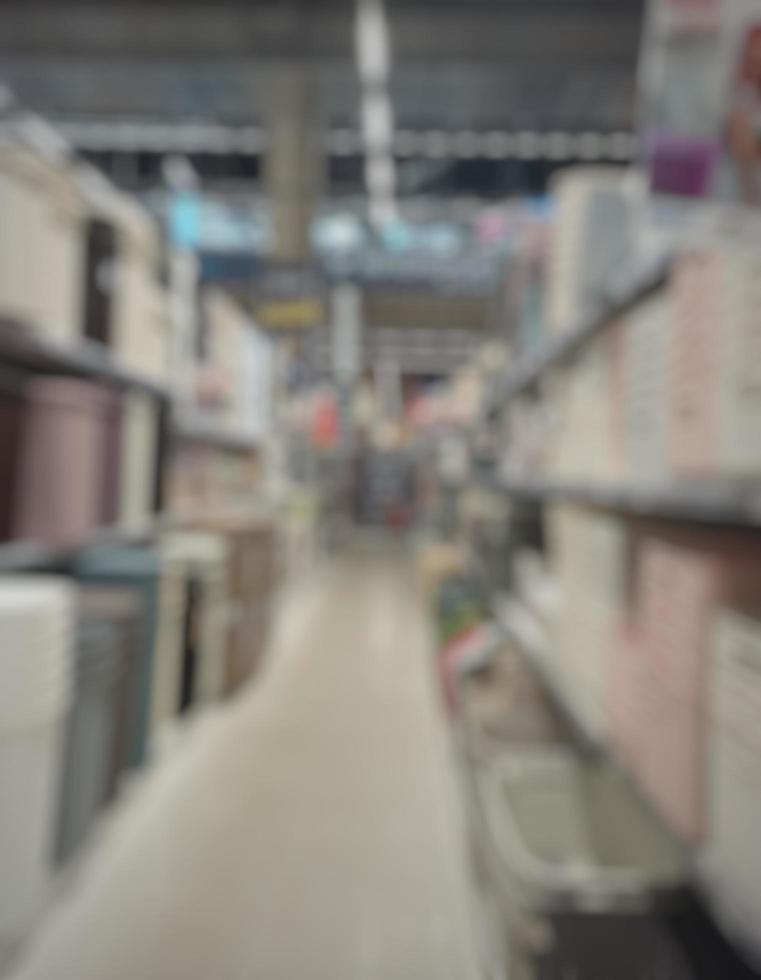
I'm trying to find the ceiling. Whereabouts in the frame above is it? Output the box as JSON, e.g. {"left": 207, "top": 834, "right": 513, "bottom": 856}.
{"left": 0, "top": 0, "right": 644, "bottom": 133}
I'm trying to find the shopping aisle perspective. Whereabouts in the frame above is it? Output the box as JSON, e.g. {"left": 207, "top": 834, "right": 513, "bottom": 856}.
{"left": 9, "top": 549, "right": 482, "bottom": 980}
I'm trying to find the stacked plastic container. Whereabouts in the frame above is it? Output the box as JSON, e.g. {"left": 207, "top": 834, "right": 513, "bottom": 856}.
{"left": 13, "top": 378, "right": 118, "bottom": 546}
{"left": 55, "top": 588, "right": 143, "bottom": 864}
{"left": 623, "top": 293, "right": 671, "bottom": 486}
{"left": 0, "top": 367, "right": 26, "bottom": 541}
{"left": 79, "top": 174, "right": 172, "bottom": 383}
{"left": 161, "top": 532, "right": 230, "bottom": 710}
{"left": 147, "top": 544, "right": 188, "bottom": 743}
{"left": 0, "top": 143, "right": 85, "bottom": 343}
{"left": 707, "top": 608, "right": 761, "bottom": 968}
{"left": 547, "top": 505, "right": 630, "bottom": 740}
{"left": 669, "top": 252, "right": 723, "bottom": 475}
{"left": 0, "top": 578, "right": 74, "bottom": 955}
{"left": 118, "top": 391, "right": 160, "bottom": 529}
{"left": 717, "top": 250, "right": 761, "bottom": 479}
{"left": 610, "top": 534, "right": 761, "bottom": 843}
{"left": 72, "top": 546, "right": 161, "bottom": 768}
{"left": 196, "top": 514, "right": 278, "bottom": 694}
{"left": 545, "top": 168, "right": 640, "bottom": 336}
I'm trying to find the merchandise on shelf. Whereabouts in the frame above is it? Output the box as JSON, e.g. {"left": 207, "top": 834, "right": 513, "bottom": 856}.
{"left": 0, "top": 143, "right": 86, "bottom": 343}
{"left": 706, "top": 608, "right": 761, "bottom": 968}
{"left": 670, "top": 249, "right": 761, "bottom": 480}
{"left": 72, "top": 546, "right": 162, "bottom": 769}
{"left": 118, "top": 391, "right": 161, "bottom": 529}
{"left": 545, "top": 167, "right": 644, "bottom": 336}
{"left": 160, "top": 532, "right": 231, "bottom": 710}
{"left": 546, "top": 505, "right": 630, "bottom": 740}
{"left": 56, "top": 587, "right": 143, "bottom": 864}
{"left": 0, "top": 578, "right": 75, "bottom": 953}
{"left": 13, "top": 378, "right": 121, "bottom": 547}
{"left": 79, "top": 174, "right": 172, "bottom": 383}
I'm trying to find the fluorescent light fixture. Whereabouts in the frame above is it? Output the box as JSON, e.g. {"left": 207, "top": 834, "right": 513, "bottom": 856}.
{"left": 356, "top": 0, "right": 397, "bottom": 227}
{"left": 423, "top": 130, "right": 449, "bottom": 158}
{"left": 362, "top": 94, "right": 394, "bottom": 153}
{"left": 355, "top": 0, "right": 391, "bottom": 86}
{"left": 577, "top": 131, "right": 604, "bottom": 159}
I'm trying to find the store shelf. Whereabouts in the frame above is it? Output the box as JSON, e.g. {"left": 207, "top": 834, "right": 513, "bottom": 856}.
{"left": 171, "top": 413, "right": 262, "bottom": 453}
{"left": 496, "top": 476, "right": 761, "bottom": 531}
{"left": 492, "top": 592, "right": 601, "bottom": 749}
{"left": 0, "top": 518, "right": 164, "bottom": 574}
{"left": 488, "top": 258, "right": 670, "bottom": 414}
{"left": 0, "top": 319, "right": 170, "bottom": 399}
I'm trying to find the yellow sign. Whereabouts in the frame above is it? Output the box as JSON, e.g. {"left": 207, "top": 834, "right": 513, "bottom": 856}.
{"left": 256, "top": 298, "right": 325, "bottom": 330}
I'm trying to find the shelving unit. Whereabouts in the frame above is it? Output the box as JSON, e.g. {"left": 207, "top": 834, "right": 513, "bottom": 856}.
{"left": 492, "top": 592, "right": 601, "bottom": 749}
{"left": 0, "top": 319, "right": 170, "bottom": 401}
{"left": 487, "top": 258, "right": 670, "bottom": 414}
{"left": 0, "top": 519, "right": 165, "bottom": 574}
{"left": 495, "top": 477, "right": 761, "bottom": 532}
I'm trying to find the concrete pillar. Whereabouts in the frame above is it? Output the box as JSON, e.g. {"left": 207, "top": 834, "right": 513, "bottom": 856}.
{"left": 265, "top": 68, "right": 322, "bottom": 263}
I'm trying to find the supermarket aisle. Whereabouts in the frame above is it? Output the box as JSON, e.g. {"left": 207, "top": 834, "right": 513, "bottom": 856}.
{"left": 11, "top": 548, "right": 482, "bottom": 980}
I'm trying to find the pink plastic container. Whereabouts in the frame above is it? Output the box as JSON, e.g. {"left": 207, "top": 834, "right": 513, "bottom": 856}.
{"left": 637, "top": 685, "right": 706, "bottom": 843}
{"left": 13, "top": 378, "right": 114, "bottom": 546}
{"left": 669, "top": 254, "right": 723, "bottom": 474}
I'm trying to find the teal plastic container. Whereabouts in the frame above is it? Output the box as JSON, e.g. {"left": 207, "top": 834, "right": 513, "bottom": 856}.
{"left": 71, "top": 546, "right": 160, "bottom": 768}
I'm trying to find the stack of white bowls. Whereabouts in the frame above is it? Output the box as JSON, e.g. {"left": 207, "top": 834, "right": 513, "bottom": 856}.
{"left": 0, "top": 577, "right": 74, "bottom": 955}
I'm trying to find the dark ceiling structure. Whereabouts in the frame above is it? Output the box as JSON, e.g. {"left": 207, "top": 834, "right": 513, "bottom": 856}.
{"left": 0, "top": 0, "right": 645, "bottom": 194}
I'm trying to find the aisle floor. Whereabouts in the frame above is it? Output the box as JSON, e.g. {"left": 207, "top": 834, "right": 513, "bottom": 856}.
{"left": 12, "top": 547, "right": 483, "bottom": 980}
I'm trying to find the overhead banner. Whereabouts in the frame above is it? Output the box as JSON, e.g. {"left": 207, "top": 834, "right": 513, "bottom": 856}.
{"left": 640, "top": 0, "right": 761, "bottom": 207}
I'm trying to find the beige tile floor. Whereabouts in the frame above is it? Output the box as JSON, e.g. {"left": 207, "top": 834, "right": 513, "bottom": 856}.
{"left": 10, "top": 548, "right": 483, "bottom": 980}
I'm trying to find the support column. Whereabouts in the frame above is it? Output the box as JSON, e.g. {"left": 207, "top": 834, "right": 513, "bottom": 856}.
{"left": 265, "top": 69, "right": 322, "bottom": 263}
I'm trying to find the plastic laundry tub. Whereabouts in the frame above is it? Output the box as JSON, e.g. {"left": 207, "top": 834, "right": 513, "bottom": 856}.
{"left": 474, "top": 748, "right": 688, "bottom": 980}
{"left": 55, "top": 587, "right": 143, "bottom": 864}
{"left": 71, "top": 546, "right": 160, "bottom": 769}
{"left": 13, "top": 378, "right": 113, "bottom": 546}
{"left": 0, "top": 578, "right": 74, "bottom": 956}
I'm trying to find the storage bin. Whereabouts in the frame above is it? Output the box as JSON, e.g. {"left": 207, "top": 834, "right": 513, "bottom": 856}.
{"left": 80, "top": 179, "right": 171, "bottom": 382}
{"left": 706, "top": 728, "right": 761, "bottom": 970}
{"left": 99, "top": 389, "right": 123, "bottom": 527}
{"left": 226, "top": 603, "right": 271, "bottom": 695}
{"left": 623, "top": 294, "right": 671, "bottom": 486}
{"left": 13, "top": 378, "right": 114, "bottom": 546}
{"left": 0, "top": 144, "right": 85, "bottom": 344}
{"left": 0, "top": 367, "right": 27, "bottom": 542}
{"left": 148, "top": 546, "right": 188, "bottom": 740}
{"left": 118, "top": 391, "right": 160, "bottom": 528}
{"left": 71, "top": 546, "right": 161, "bottom": 768}
{"left": 704, "top": 608, "right": 761, "bottom": 965}
{"left": 55, "top": 588, "right": 143, "bottom": 864}
{"left": 0, "top": 578, "right": 74, "bottom": 954}
{"left": 183, "top": 512, "right": 279, "bottom": 605}
{"left": 474, "top": 748, "right": 687, "bottom": 979}
{"left": 162, "top": 532, "right": 230, "bottom": 709}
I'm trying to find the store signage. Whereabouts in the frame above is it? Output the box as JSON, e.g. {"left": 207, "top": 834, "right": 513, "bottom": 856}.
{"left": 252, "top": 263, "right": 327, "bottom": 331}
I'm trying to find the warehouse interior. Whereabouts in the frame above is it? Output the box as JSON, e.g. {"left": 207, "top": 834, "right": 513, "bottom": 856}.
{"left": 0, "top": 1, "right": 761, "bottom": 978}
